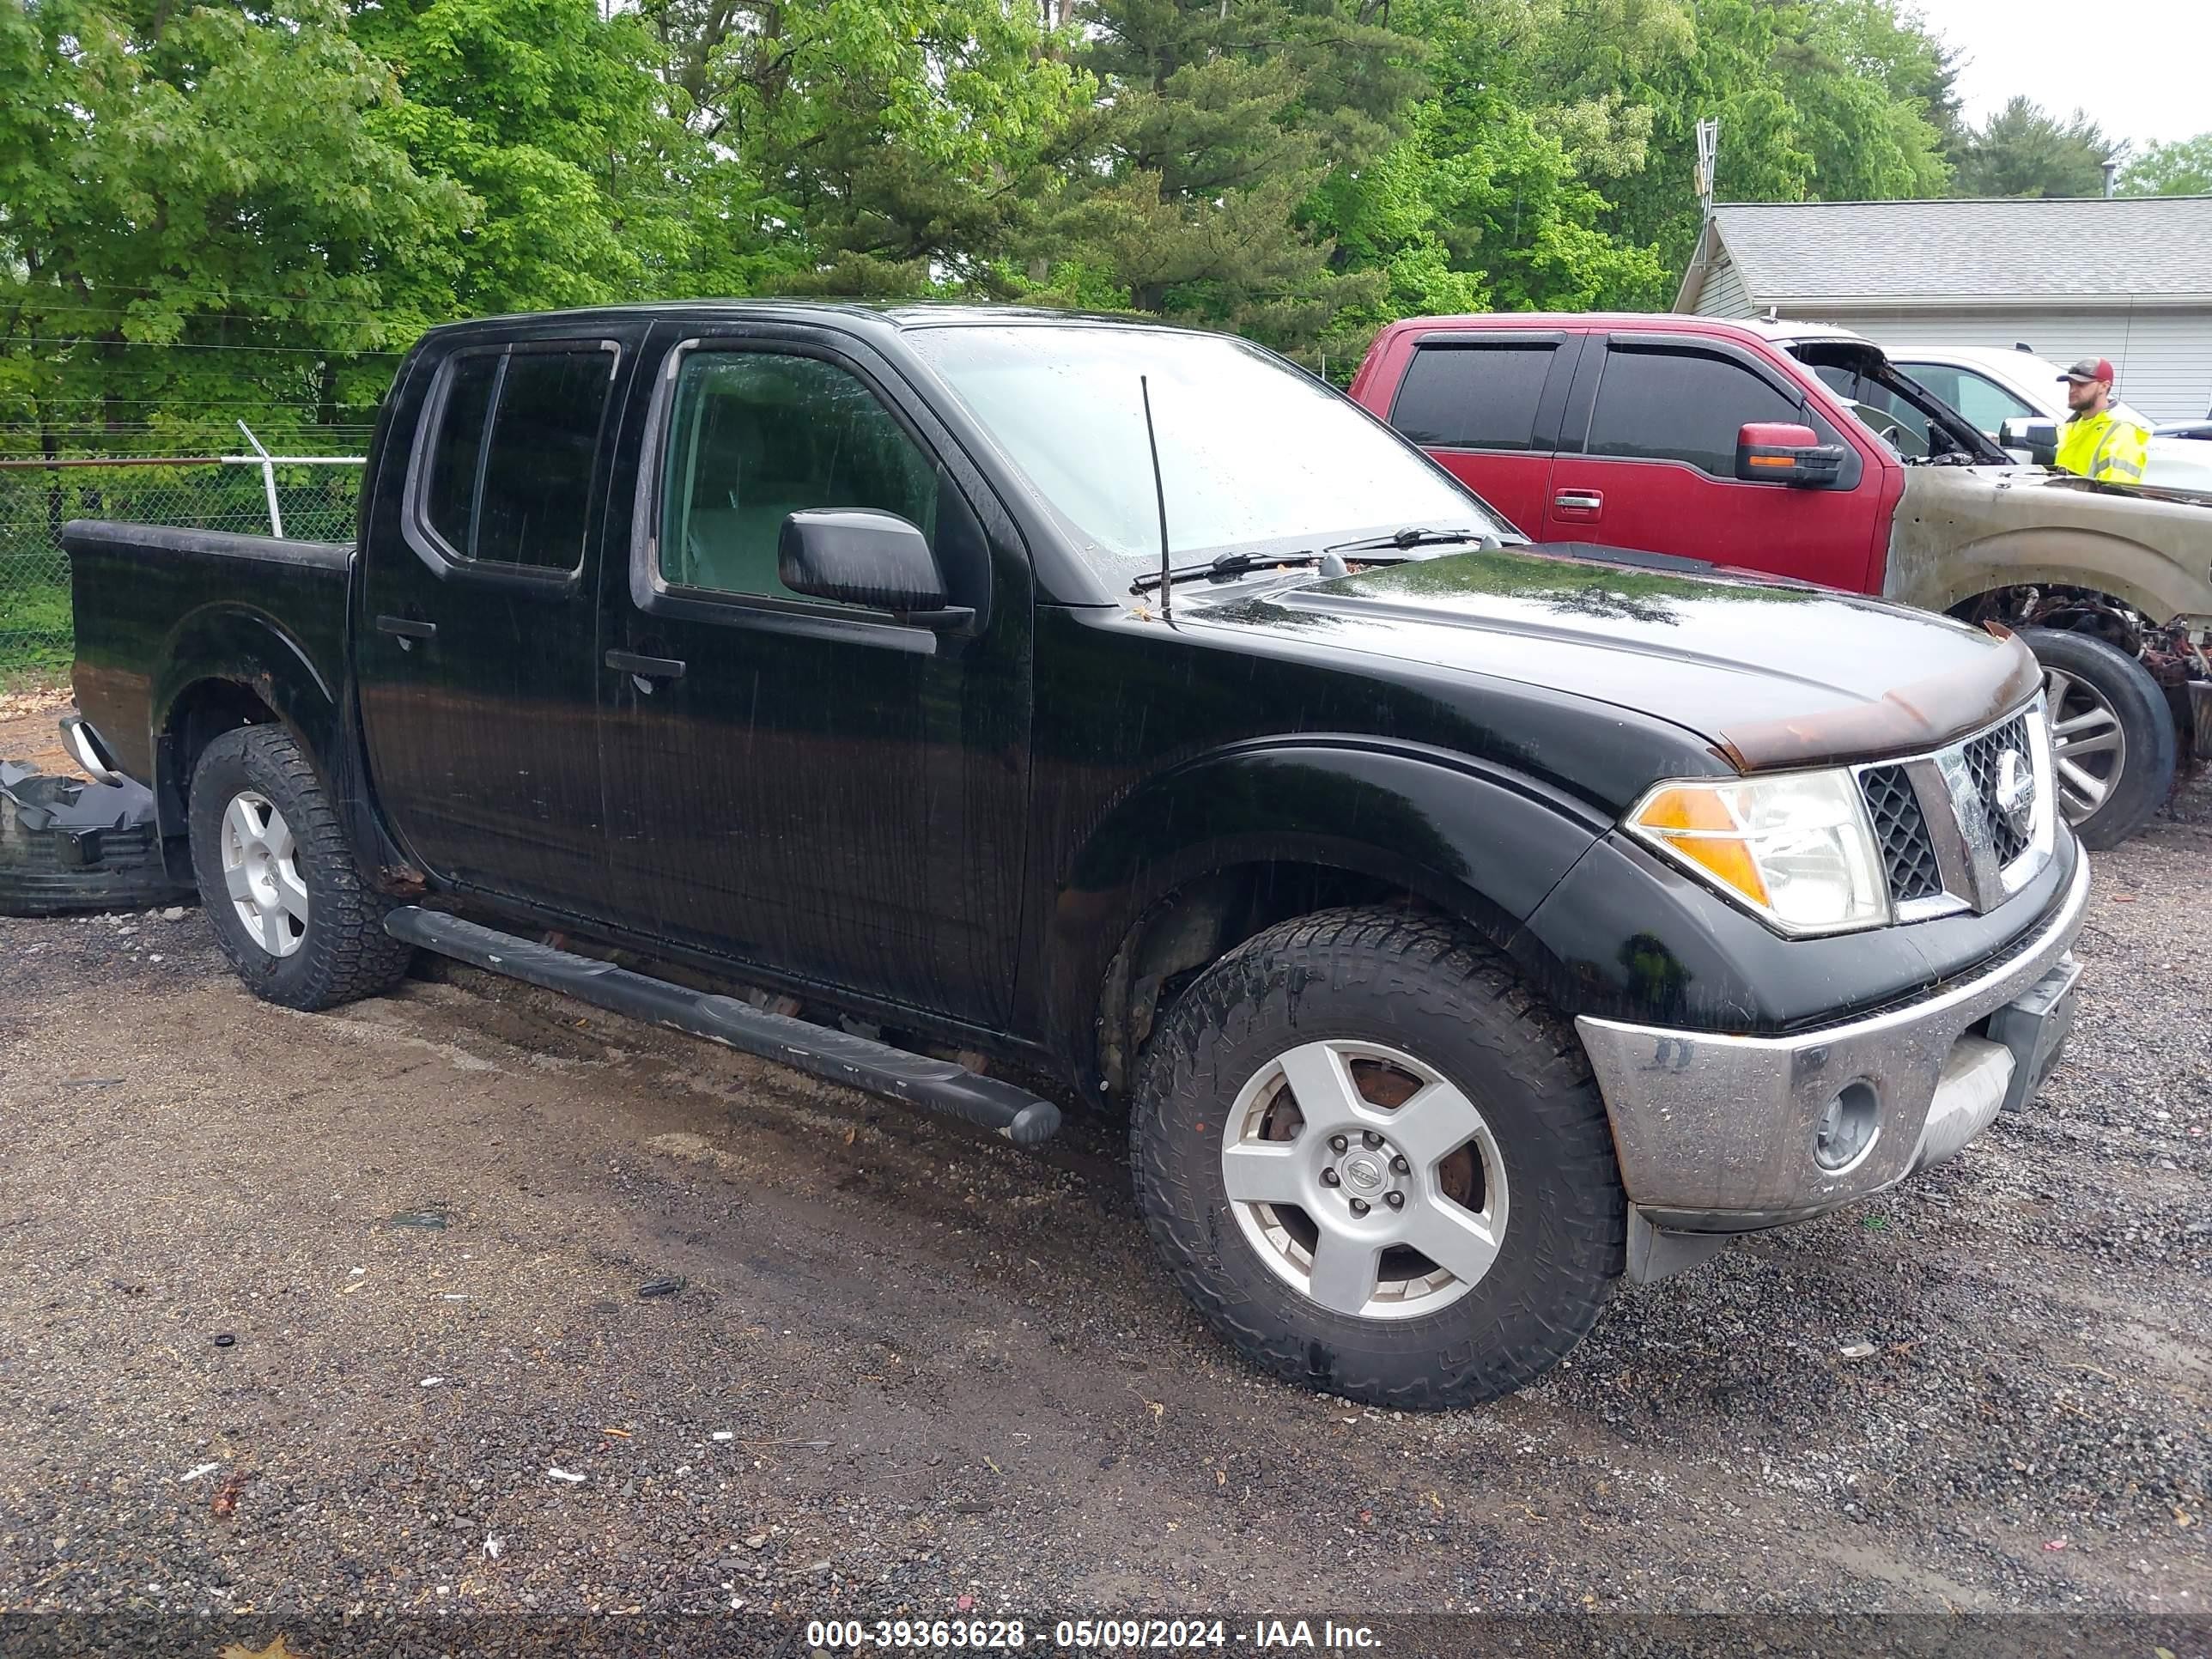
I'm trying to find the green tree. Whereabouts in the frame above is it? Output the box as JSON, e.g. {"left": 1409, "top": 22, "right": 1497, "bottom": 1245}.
{"left": 1600, "top": 0, "right": 1954, "bottom": 276}
{"left": 1308, "top": 0, "right": 1689, "bottom": 327}
{"left": 2118, "top": 133, "right": 2212, "bottom": 198}
{"left": 643, "top": 0, "right": 1089, "bottom": 297}
{"left": 1954, "top": 97, "right": 2124, "bottom": 198}
{"left": 1024, "top": 0, "right": 1429, "bottom": 353}
{"left": 1778, "top": 0, "right": 1954, "bottom": 198}
{"left": 352, "top": 0, "right": 710, "bottom": 311}
{"left": 0, "top": 0, "right": 468, "bottom": 456}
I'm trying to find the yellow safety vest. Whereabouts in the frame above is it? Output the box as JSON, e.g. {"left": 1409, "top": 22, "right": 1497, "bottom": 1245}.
{"left": 2054, "top": 407, "right": 2149, "bottom": 483}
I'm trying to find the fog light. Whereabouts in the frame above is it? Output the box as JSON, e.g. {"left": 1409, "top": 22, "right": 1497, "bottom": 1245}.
{"left": 1814, "top": 1082, "right": 1879, "bottom": 1170}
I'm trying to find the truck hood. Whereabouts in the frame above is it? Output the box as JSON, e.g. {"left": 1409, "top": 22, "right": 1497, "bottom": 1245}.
{"left": 1887, "top": 465, "right": 2212, "bottom": 624}
{"left": 1180, "top": 545, "right": 2038, "bottom": 771}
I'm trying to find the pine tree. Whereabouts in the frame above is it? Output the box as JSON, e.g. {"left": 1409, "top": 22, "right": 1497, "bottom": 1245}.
{"left": 1032, "top": 0, "right": 1426, "bottom": 352}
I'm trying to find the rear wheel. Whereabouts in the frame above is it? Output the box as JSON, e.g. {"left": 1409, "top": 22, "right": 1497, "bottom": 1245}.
{"left": 188, "top": 725, "right": 414, "bottom": 1010}
{"left": 1130, "top": 907, "right": 1625, "bottom": 1409}
{"left": 2021, "top": 627, "right": 2177, "bottom": 849}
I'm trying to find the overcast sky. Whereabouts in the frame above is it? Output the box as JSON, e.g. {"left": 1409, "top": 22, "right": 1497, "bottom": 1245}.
{"left": 1911, "top": 0, "right": 2212, "bottom": 154}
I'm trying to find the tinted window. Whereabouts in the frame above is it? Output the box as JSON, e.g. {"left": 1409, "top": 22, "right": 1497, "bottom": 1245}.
{"left": 1587, "top": 347, "right": 1800, "bottom": 475}
{"left": 1390, "top": 344, "right": 1554, "bottom": 451}
{"left": 425, "top": 354, "right": 498, "bottom": 556}
{"left": 1902, "top": 365, "right": 2035, "bottom": 436}
{"left": 659, "top": 352, "right": 939, "bottom": 602}
{"left": 1813, "top": 365, "right": 1933, "bottom": 459}
{"left": 474, "top": 351, "right": 613, "bottom": 569}
{"left": 422, "top": 346, "right": 611, "bottom": 570}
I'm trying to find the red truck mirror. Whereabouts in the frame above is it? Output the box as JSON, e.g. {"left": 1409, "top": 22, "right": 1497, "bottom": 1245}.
{"left": 1735, "top": 422, "right": 1844, "bottom": 488}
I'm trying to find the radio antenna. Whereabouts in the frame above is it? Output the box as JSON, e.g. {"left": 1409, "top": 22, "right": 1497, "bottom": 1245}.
{"left": 1139, "top": 374, "right": 1172, "bottom": 623}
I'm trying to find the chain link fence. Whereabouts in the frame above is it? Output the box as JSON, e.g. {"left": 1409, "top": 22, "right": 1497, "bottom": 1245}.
{"left": 0, "top": 457, "right": 363, "bottom": 681}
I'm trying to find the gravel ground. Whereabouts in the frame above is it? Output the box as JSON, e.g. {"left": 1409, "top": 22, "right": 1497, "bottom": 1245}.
{"left": 0, "top": 739, "right": 2206, "bottom": 1644}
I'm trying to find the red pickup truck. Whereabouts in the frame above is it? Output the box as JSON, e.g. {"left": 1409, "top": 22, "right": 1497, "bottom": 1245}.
{"left": 1349, "top": 313, "right": 2212, "bottom": 848}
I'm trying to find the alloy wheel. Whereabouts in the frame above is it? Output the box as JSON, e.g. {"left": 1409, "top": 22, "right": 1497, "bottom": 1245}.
{"left": 2043, "top": 665, "right": 2127, "bottom": 823}
{"left": 1219, "top": 1039, "right": 1509, "bottom": 1321}
{"left": 220, "top": 790, "right": 309, "bottom": 958}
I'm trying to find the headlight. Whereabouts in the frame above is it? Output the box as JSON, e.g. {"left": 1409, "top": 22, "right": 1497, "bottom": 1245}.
{"left": 1626, "top": 769, "right": 1889, "bottom": 936}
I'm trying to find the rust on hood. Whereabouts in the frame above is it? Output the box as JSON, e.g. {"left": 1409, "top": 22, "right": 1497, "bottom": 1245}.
{"left": 1711, "top": 629, "right": 2041, "bottom": 771}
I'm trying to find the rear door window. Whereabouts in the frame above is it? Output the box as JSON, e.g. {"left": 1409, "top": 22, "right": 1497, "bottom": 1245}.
{"left": 1389, "top": 343, "right": 1557, "bottom": 451}
{"left": 1585, "top": 345, "right": 1801, "bottom": 476}
{"left": 420, "top": 344, "right": 616, "bottom": 573}
{"left": 424, "top": 356, "right": 499, "bottom": 554}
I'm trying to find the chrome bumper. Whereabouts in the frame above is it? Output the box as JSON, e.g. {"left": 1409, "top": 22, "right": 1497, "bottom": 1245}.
{"left": 58, "top": 714, "right": 128, "bottom": 787}
{"left": 1575, "top": 854, "right": 2089, "bottom": 1234}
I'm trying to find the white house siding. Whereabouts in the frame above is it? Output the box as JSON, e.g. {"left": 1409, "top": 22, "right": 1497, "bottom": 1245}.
{"left": 1798, "top": 305, "right": 2212, "bottom": 423}
{"left": 1691, "top": 257, "right": 1751, "bottom": 319}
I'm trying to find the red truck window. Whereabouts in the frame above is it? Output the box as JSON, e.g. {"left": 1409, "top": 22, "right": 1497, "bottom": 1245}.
{"left": 1390, "top": 343, "right": 1555, "bottom": 452}
{"left": 1583, "top": 345, "right": 1802, "bottom": 476}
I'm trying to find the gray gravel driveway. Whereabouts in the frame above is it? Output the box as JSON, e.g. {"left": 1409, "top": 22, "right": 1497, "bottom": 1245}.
{"left": 2, "top": 782, "right": 2207, "bottom": 1645}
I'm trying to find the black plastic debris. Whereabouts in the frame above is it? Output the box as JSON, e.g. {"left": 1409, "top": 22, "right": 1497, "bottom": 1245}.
{"left": 0, "top": 758, "right": 194, "bottom": 917}
{"left": 636, "top": 1276, "right": 686, "bottom": 1298}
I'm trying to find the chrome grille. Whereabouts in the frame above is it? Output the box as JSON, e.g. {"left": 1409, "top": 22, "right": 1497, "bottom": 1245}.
{"left": 1851, "top": 701, "right": 2051, "bottom": 923}
{"left": 1960, "top": 714, "right": 2033, "bottom": 867}
{"left": 1859, "top": 765, "right": 1944, "bottom": 904}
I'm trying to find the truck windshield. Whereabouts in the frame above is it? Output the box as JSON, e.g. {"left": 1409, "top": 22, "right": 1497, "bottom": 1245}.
{"left": 906, "top": 324, "right": 1514, "bottom": 583}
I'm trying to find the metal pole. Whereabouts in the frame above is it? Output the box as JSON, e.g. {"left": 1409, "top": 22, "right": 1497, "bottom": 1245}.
{"left": 238, "top": 420, "right": 283, "bottom": 538}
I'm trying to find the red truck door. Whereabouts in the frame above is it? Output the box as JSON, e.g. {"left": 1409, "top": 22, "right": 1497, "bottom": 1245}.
{"left": 1544, "top": 333, "right": 1885, "bottom": 593}
{"left": 1367, "top": 330, "right": 1582, "bottom": 537}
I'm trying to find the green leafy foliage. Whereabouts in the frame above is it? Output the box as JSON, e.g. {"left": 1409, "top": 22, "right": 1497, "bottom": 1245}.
{"left": 0, "top": 0, "right": 469, "bottom": 453}
{"left": 2119, "top": 134, "right": 2212, "bottom": 198}
{"left": 1953, "top": 98, "right": 2124, "bottom": 200}
{"left": 0, "top": 0, "right": 2118, "bottom": 447}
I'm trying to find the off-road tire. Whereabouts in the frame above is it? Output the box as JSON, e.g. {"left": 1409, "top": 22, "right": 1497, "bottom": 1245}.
{"left": 188, "top": 725, "right": 413, "bottom": 1011}
{"left": 2021, "top": 627, "right": 2177, "bottom": 850}
{"left": 1130, "top": 906, "right": 1626, "bottom": 1409}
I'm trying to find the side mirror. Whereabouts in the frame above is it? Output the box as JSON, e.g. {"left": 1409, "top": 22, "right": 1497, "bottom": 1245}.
{"left": 777, "top": 508, "right": 968, "bottom": 626}
{"left": 1735, "top": 422, "right": 1844, "bottom": 487}
{"left": 1999, "top": 416, "right": 2059, "bottom": 467}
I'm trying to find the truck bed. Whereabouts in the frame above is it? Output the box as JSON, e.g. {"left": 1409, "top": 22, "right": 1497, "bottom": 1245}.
{"left": 61, "top": 520, "right": 355, "bottom": 792}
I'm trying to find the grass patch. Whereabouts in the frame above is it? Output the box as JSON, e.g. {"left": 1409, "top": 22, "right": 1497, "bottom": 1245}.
{"left": 0, "top": 580, "right": 72, "bottom": 687}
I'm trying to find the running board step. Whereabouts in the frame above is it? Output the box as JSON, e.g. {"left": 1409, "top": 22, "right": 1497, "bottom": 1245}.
{"left": 383, "top": 907, "right": 1061, "bottom": 1146}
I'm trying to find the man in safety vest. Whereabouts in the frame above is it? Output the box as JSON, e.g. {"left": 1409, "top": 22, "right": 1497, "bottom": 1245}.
{"left": 2052, "top": 357, "right": 2149, "bottom": 484}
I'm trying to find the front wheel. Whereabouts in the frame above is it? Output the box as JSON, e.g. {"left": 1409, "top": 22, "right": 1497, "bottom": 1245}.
{"left": 1130, "top": 908, "right": 1625, "bottom": 1409}
{"left": 2020, "top": 627, "right": 2177, "bottom": 850}
{"left": 188, "top": 724, "right": 414, "bottom": 1011}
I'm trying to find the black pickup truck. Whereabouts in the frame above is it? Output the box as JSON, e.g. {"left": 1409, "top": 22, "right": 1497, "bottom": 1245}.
{"left": 63, "top": 303, "right": 2088, "bottom": 1408}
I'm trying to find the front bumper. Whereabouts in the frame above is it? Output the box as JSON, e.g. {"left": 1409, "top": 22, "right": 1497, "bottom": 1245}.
{"left": 1575, "top": 853, "right": 2089, "bottom": 1237}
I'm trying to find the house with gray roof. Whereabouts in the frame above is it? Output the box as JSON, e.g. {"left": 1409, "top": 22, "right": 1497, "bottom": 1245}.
{"left": 1675, "top": 197, "right": 2212, "bottom": 422}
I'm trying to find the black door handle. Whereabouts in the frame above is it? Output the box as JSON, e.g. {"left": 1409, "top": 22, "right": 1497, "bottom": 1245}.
{"left": 376, "top": 615, "right": 437, "bottom": 641}
{"left": 605, "top": 649, "right": 686, "bottom": 681}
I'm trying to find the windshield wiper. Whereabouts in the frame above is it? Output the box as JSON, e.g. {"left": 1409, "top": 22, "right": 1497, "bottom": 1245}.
{"left": 1128, "top": 528, "right": 1510, "bottom": 596}
{"left": 1131, "top": 549, "right": 1346, "bottom": 595}
{"left": 1325, "top": 526, "right": 1507, "bottom": 555}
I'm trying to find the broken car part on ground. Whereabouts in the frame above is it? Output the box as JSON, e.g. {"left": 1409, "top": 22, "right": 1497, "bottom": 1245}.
{"left": 0, "top": 757, "right": 193, "bottom": 918}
